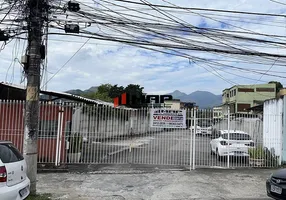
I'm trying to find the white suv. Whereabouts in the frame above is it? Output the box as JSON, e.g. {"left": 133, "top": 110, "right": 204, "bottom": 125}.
{"left": 0, "top": 141, "right": 30, "bottom": 200}
{"left": 210, "top": 130, "right": 255, "bottom": 160}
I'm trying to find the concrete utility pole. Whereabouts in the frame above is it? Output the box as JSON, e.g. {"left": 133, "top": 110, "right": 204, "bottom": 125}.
{"left": 23, "top": 0, "right": 45, "bottom": 194}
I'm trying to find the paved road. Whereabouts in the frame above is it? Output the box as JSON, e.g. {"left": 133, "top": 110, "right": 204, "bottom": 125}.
{"left": 37, "top": 168, "right": 273, "bottom": 199}
{"left": 79, "top": 130, "right": 250, "bottom": 168}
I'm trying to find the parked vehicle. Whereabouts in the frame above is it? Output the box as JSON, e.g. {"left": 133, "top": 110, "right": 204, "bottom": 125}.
{"left": 0, "top": 141, "right": 30, "bottom": 200}
{"left": 189, "top": 126, "right": 202, "bottom": 135}
{"left": 266, "top": 169, "right": 286, "bottom": 200}
{"left": 210, "top": 130, "right": 255, "bottom": 160}
{"left": 200, "top": 126, "right": 212, "bottom": 136}
{"left": 197, "top": 119, "right": 213, "bottom": 136}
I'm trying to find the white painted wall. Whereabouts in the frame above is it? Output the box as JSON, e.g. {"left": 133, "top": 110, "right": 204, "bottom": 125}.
{"left": 71, "top": 107, "right": 161, "bottom": 141}
{"left": 263, "top": 99, "right": 283, "bottom": 164}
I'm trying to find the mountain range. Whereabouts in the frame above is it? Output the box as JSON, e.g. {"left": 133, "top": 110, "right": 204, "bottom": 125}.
{"left": 65, "top": 87, "right": 222, "bottom": 108}
{"left": 167, "top": 90, "right": 222, "bottom": 108}
{"left": 66, "top": 86, "right": 98, "bottom": 96}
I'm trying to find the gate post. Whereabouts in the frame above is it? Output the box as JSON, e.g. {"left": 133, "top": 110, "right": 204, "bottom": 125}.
{"left": 227, "top": 106, "right": 230, "bottom": 168}
{"left": 55, "top": 101, "right": 64, "bottom": 166}
{"left": 189, "top": 108, "right": 192, "bottom": 170}
{"left": 282, "top": 97, "right": 286, "bottom": 164}
{"left": 192, "top": 108, "right": 197, "bottom": 170}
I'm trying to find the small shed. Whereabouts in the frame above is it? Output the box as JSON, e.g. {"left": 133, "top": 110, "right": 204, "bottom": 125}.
{"left": 0, "top": 82, "right": 111, "bottom": 164}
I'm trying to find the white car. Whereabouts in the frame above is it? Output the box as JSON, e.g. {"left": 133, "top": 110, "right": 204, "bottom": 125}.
{"left": 190, "top": 126, "right": 212, "bottom": 136}
{"left": 189, "top": 126, "right": 202, "bottom": 135}
{"left": 0, "top": 141, "right": 30, "bottom": 200}
{"left": 210, "top": 130, "right": 255, "bottom": 160}
{"left": 200, "top": 126, "right": 212, "bottom": 136}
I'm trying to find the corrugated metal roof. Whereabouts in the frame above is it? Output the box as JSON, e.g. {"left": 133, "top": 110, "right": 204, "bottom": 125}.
{"left": 40, "top": 89, "right": 114, "bottom": 106}
{"left": 0, "top": 82, "right": 114, "bottom": 106}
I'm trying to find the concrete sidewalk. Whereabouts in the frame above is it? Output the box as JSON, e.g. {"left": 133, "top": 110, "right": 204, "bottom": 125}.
{"left": 37, "top": 168, "right": 274, "bottom": 200}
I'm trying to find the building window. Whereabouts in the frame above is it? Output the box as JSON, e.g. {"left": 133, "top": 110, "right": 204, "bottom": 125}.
{"left": 238, "top": 88, "right": 254, "bottom": 92}
{"left": 226, "top": 94, "right": 229, "bottom": 98}
{"left": 237, "top": 104, "right": 251, "bottom": 112}
{"left": 234, "top": 89, "right": 236, "bottom": 96}
{"left": 256, "top": 88, "right": 275, "bottom": 92}
{"left": 39, "top": 120, "right": 58, "bottom": 138}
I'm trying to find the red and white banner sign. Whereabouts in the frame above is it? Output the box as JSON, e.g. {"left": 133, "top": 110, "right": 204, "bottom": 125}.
{"left": 150, "top": 109, "right": 186, "bottom": 128}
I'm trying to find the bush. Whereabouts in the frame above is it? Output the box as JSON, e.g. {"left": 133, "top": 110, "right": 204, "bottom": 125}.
{"left": 248, "top": 147, "right": 264, "bottom": 159}
{"left": 248, "top": 147, "right": 279, "bottom": 167}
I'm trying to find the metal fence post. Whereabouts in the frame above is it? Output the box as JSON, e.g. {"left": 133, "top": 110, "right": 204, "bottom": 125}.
{"left": 192, "top": 108, "right": 196, "bottom": 170}
{"left": 227, "top": 106, "right": 230, "bottom": 168}
{"left": 189, "top": 108, "right": 192, "bottom": 170}
{"left": 55, "top": 101, "right": 64, "bottom": 166}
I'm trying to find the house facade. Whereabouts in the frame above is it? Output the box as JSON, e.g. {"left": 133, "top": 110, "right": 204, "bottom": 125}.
{"left": 164, "top": 99, "right": 181, "bottom": 110}
{"left": 222, "top": 83, "right": 276, "bottom": 114}
{"left": 0, "top": 82, "right": 113, "bottom": 164}
{"left": 213, "top": 106, "right": 223, "bottom": 119}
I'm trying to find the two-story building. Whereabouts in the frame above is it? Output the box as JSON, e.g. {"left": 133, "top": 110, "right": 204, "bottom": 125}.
{"left": 163, "top": 99, "right": 197, "bottom": 110}
{"left": 222, "top": 83, "right": 276, "bottom": 114}
{"left": 164, "top": 99, "right": 181, "bottom": 110}
{"left": 213, "top": 106, "right": 223, "bottom": 119}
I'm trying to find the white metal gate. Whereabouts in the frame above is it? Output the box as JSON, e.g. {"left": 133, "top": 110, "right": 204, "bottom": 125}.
{"left": 190, "top": 108, "right": 281, "bottom": 169}
{"left": 0, "top": 100, "right": 282, "bottom": 169}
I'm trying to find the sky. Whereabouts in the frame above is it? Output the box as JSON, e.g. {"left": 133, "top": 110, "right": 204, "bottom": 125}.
{"left": 1, "top": 0, "right": 286, "bottom": 95}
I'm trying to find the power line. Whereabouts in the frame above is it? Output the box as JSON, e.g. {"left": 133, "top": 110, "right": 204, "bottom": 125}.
{"left": 110, "top": 0, "right": 286, "bottom": 17}
{"left": 47, "top": 32, "right": 286, "bottom": 79}
{"left": 270, "top": 0, "right": 286, "bottom": 6}
{"left": 42, "top": 37, "right": 91, "bottom": 89}
{"left": 0, "top": 2, "right": 16, "bottom": 24}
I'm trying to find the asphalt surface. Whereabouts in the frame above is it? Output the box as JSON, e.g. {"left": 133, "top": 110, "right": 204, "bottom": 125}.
{"left": 39, "top": 130, "right": 278, "bottom": 199}
{"left": 37, "top": 168, "right": 274, "bottom": 200}
{"left": 79, "top": 130, "right": 250, "bottom": 168}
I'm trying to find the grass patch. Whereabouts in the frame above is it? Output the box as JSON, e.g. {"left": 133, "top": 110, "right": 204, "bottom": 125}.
{"left": 26, "top": 193, "right": 51, "bottom": 200}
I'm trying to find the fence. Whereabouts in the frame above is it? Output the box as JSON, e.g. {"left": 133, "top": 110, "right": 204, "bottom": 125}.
{"left": 0, "top": 100, "right": 282, "bottom": 169}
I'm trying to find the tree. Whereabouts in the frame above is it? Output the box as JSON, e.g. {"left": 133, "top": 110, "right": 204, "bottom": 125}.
{"left": 125, "top": 84, "right": 144, "bottom": 95}
{"left": 80, "top": 83, "right": 145, "bottom": 105}
{"left": 97, "top": 84, "right": 112, "bottom": 94}
{"left": 109, "top": 84, "right": 125, "bottom": 98}
{"left": 83, "top": 84, "right": 113, "bottom": 102}
{"left": 268, "top": 81, "right": 283, "bottom": 93}
{"left": 124, "top": 84, "right": 144, "bottom": 108}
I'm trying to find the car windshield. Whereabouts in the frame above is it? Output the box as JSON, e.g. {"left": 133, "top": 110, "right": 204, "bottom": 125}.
{"left": 221, "top": 133, "right": 251, "bottom": 140}
{"left": 0, "top": 143, "right": 24, "bottom": 163}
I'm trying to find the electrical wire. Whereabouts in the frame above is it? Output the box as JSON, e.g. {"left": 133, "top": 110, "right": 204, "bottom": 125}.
{"left": 41, "top": 37, "right": 91, "bottom": 89}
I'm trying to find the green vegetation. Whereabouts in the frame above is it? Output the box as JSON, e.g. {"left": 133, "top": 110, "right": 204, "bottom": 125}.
{"left": 26, "top": 194, "right": 51, "bottom": 200}
{"left": 248, "top": 147, "right": 279, "bottom": 167}
{"left": 268, "top": 81, "right": 283, "bottom": 93}
{"left": 248, "top": 147, "right": 264, "bottom": 159}
{"left": 81, "top": 83, "right": 144, "bottom": 104}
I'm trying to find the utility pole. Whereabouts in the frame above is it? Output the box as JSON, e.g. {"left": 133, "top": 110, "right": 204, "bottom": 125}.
{"left": 23, "top": 0, "right": 45, "bottom": 194}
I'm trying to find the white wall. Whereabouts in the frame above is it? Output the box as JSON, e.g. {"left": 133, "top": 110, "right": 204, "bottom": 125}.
{"left": 263, "top": 99, "right": 283, "bottom": 163}
{"left": 71, "top": 107, "right": 161, "bottom": 140}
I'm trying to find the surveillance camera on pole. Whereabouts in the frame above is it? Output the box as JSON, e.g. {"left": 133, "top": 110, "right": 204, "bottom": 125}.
{"left": 67, "top": 1, "right": 80, "bottom": 12}
{"left": 0, "top": 30, "right": 10, "bottom": 42}
{"left": 64, "top": 24, "right": 80, "bottom": 33}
